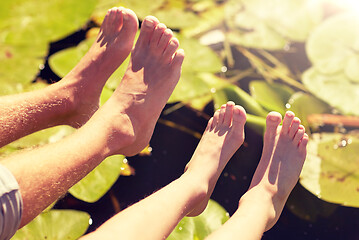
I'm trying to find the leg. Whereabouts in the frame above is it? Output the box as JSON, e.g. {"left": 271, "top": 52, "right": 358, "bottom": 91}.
{"left": 0, "top": 7, "right": 138, "bottom": 147}
{"left": 206, "top": 111, "right": 308, "bottom": 240}
{"left": 1, "top": 14, "right": 184, "bottom": 228}
{"left": 80, "top": 103, "right": 246, "bottom": 240}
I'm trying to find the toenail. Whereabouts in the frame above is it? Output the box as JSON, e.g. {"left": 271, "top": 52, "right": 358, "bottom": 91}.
{"left": 143, "top": 19, "right": 155, "bottom": 27}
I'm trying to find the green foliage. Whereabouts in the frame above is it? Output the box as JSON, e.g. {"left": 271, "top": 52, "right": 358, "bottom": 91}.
{"left": 0, "top": 0, "right": 98, "bottom": 90}
{"left": 304, "top": 13, "right": 359, "bottom": 116}
{"left": 167, "top": 200, "right": 229, "bottom": 240}
{"left": 69, "top": 155, "right": 127, "bottom": 203}
{"left": 301, "top": 132, "right": 359, "bottom": 207}
{"left": 1, "top": 0, "right": 359, "bottom": 238}
{"left": 12, "top": 210, "right": 90, "bottom": 240}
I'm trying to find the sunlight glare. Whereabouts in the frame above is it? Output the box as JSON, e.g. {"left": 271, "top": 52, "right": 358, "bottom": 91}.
{"left": 329, "top": 0, "right": 359, "bottom": 13}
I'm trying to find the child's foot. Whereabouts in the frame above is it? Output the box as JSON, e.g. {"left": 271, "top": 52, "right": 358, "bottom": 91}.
{"left": 57, "top": 7, "right": 139, "bottom": 127}
{"left": 92, "top": 16, "right": 185, "bottom": 156}
{"left": 241, "top": 111, "right": 308, "bottom": 230}
{"left": 185, "top": 102, "right": 247, "bottom": 216}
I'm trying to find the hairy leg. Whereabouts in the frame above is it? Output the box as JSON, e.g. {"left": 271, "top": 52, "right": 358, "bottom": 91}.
{"left": 90, "top": 15, "right": 185, "bottom": 156}
{"left": 80, "top": 103, "right": 246, "bottom": 240}
{"left": 206, "top": 111, "right": 308, "bottom": 240}
{"left": 0, "top": 7, "right": 138, "bottom": 147}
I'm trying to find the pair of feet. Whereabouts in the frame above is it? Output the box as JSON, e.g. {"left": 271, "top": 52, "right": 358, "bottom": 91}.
{"left": 185, "top": 102, "right": 308, "bottom": 230}
{"left": 55, "top": 7, "right": 184, "bottom": 156}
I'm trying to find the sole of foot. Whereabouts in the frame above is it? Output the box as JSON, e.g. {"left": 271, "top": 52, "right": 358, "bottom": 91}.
{"left": 95, "top": 15, "right": 185, "bottom": 156}
{"left": 59, "top": 7, "right": 139, "bottom": 127}
{"left": 186, "top": 102, "right": 247, "bottom": 216}
{"left": 241, "top": 111, "right": 308, "bottom": 230}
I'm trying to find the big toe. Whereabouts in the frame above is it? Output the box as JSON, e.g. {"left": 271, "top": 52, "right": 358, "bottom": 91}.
{"left": 136, "top": 16, "right": 160, "bottom": 47}
{"left": 264, "top": 112, "right": 282, "bottom": 140}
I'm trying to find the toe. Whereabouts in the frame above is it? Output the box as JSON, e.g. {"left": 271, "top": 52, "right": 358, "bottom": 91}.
{"left": 218, "top": 104, "right": 226, "bottom": 125}
{"left": 223, "top": 101, "right": 235, "bottom": 127}
{"left": 212, "top": 110, "right": 220, "bottom": 129}
{"left": 206, "top": 117, "right": 214, "bottom": 131}
{"left": 170, "top": 49, "right": 185, "bottom": 69}
{"left": 232, "top": 105, "right": 247, "bottom": 129}
{"left": 281, "top": 111, "right": 295, "bottom": 135}
{"left": 299, "top": 133, "right": 309, "bottom": 152}
{"left": 288, "top": 117, "right": 301, "bottom": 139}
{"left": 293, "top": 125, "right": 305, "bottom": 146}
{"left": 264, "top": 111, "right": 282, "bottom": 141}
{"left": 158, "top": 28, "right": 173, "bottom": 53}
{"left": 136, "top": 16, "right": 159, "bottom": 47}
{"left": 163, "top": 38, "right": 180, "bottom": 64}
{"left": 116, "top": 8, "right": 138, "bottom": 41}
{"left": 149, "top": 23, "right": 167, "bottom": 50}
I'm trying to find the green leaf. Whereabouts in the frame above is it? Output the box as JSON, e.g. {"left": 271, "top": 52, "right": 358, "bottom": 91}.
{"left": 12, "top": 210, "right": 90, "bottom": 240}
{"left": 213, "top": 85, "right": 268, "bottom": 117}
{"left": 249, "top": 80, "right": 295, "bottom": 115}
{"left": 169, "top": 72, "right": 228, "bottom": 104}
{"left": 69, "top": 155, "right": 126, "bottom": 203}
{"left": 300, "top": 132, "right": 359, "bottom": 207}
{"left": 0, "top": 126, "right": 74, "bottom": 158}
{"left": 48, "top": 36, "right": 131, "bottom": 90}
{"left": 302, "top": 68, "right": 359, "bottom": 116}
{"left": 0, "top": 0, "right": 97, "bottom": 85}
{"left": 176, "top": 34, "right": 223, "bottom": 74}
{"left": 287, "top": 92, "right": 332, "bottom": 129}
{"left": 167, "top": 200, "right": 229, "bottom": 240}
{"left": 306, "top": 13, "right": 359, "bottom": 75}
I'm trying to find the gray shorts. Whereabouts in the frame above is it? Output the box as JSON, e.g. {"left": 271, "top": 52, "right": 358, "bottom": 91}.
{"left": 0, "top": 164, "right": 23, "bottom": 240}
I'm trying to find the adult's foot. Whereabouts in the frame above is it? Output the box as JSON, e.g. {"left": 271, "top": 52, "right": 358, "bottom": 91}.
{"left": 92, "top": 16, "right": 185, "bottom": 156}
{"left": 185, "top": 102, "right": 247, "bottom": 216}
{"left": 57, "top": 7, "right": 139, "bottom": 127}
{"left": 240, "top": 111, "right": 308, "bottom": 231}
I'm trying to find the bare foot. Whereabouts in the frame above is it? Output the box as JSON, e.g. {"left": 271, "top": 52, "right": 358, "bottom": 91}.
{"left": 241, "top": 111, "right": 308, "bottom": 231}
{"left": 91, "top": 16, "right": 185, "bottom": 156}
{"left": 185, "top": 102, "right": 247, "bottom": 216}
{"left": 56, "top": 7, "right": 139, "bottom": 127}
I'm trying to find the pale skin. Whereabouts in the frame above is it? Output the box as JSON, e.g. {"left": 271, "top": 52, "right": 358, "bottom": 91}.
{"left": 81, "top": 102, "right": 247, "bottom": 240}
{"left": 206, "top": 111, "right": 309, "bottom": 240}
{"left": 1, "top": 8, "right": 184, "bottom": 227}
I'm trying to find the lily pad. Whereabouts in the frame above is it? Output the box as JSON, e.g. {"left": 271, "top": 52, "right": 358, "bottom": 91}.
{"left": 69, "top": 155, "right": 126, "bottom": 203}
{"left": 225, "top": 0, "right": 323, "bottom": 50}
{"left": 249, "top": 80, "right": 295, "bottom": 115}
{"left": 12, "top": 210, "right": 90, "bottom": 240}
{"left": 167, "top": 199, "right": 229, "bottom": 240}
{"left": 287, "top": 92, "right": 332, "bottom": 129}
{"left": 306, "top": 13, "right": 359, "bottom": 75}
{"left": 0, "top": 0, "right": 97, "bottom": 85}
{"left": 0, "top": 126, "right": 74, "bottom": 158}
{"left": 302, "top": 68, "right": 359, "bottom": 116}
{"left": 48, "top": 36, "right": 131, "bottom": 91}
{"left": 300, "top": 132, "right": 359, "bottom": 207}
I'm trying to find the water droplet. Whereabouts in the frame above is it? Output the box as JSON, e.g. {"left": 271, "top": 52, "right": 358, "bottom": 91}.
{"left": 347, "top": 138, "right": 353, "bottom": 144}
{"left": 221, "top": 66, "right": 228, "bottom": 73}
{"left": 226, "top": 212, "right": 230, "bottom": 217}
{"left": 210, "top": 88, "right": 216, "bottom": 93}
{"left": 333, "top": 144, "right": 339, "bottom": 150}
{"left": 285, "top": 103, "right": 291, "bottom": 109}
{"left": 179, "top": 227, "right": 183, "bottom": 231}
{"left": 89, "top": 218, "right": 93, "bottom": 225}
{"left": 39, "top": 64, "right": 45, "bottom": 70}
{"left": 148, "top": 146, "right": 153, "bottom": 152}
{"left": 122, "top": 158, "right": 128, "bottom": 164}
